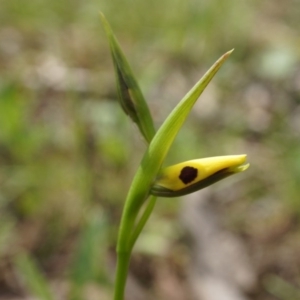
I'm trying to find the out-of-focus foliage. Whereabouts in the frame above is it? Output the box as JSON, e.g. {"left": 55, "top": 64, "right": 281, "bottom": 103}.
{"left": 0, "top": 0, "right": 300, "bottom": 299}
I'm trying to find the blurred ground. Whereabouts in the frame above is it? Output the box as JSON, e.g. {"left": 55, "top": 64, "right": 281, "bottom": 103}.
{"left": 1, "top": 0, "right": 300, "bottom": 299}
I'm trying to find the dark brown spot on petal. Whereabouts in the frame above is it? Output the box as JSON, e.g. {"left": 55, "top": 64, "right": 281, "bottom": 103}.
{"left": 179, "top": 166, "right": 198, "bottom": 184}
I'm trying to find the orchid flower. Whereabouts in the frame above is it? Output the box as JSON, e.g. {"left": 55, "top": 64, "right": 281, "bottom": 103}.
{"left": 151, "top": 155, "right": 249, "bottom": 197}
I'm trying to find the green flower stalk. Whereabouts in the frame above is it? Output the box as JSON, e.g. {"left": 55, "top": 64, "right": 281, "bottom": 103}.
{"left": 151, "top": 155, "right": 249, "bottom": 197}
{"left": 101, "top": 13, "right": 249, "bottom": 300}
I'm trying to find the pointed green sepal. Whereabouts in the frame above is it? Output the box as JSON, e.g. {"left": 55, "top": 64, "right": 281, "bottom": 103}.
{"left": 151, "top": 155, "right": 249, "bottom": 197}
{"left": 100, "top": 13, "right": 155, "bottom": 143}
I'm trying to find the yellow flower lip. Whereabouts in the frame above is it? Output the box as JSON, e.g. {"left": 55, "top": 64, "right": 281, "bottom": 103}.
{"left": 151, "top": 154, "right": 249, "bottom": 197}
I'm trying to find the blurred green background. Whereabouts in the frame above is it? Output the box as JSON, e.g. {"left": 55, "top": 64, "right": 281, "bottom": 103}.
{"left": 1, "top": 0, "right": 300, "bottom": 299}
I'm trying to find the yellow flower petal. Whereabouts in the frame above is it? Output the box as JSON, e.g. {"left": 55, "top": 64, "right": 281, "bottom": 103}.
{"left": 151, "top": 155, "right": 249, "bottom": 197}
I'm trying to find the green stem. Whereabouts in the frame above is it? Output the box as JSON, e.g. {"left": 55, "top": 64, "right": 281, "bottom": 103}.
{"left": 113, "top": 251, "right": 131, "bottom": 300}
{"left": 113, "top": 196, "right": 157, "bottom": 300}
{"left": 112, "top": 188, "right": 154, "bottom": 300}
{"left": 129, "top": 195, "right": 157, "bottom": 251}
{"left": 113, "top": 209, "right": 136, "bottom": 300}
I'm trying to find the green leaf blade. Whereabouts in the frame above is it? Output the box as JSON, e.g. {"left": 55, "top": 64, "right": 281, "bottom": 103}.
{"left": 149, "top": 49, "right": 234, "bottom": 167}
{"left": 15, "top": 253, "right": 54, "bottom": 300}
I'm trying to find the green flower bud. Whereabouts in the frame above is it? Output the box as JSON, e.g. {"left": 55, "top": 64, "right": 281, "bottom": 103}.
{"left": 100, "top": 13, "right": 155, "bottom": 143}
